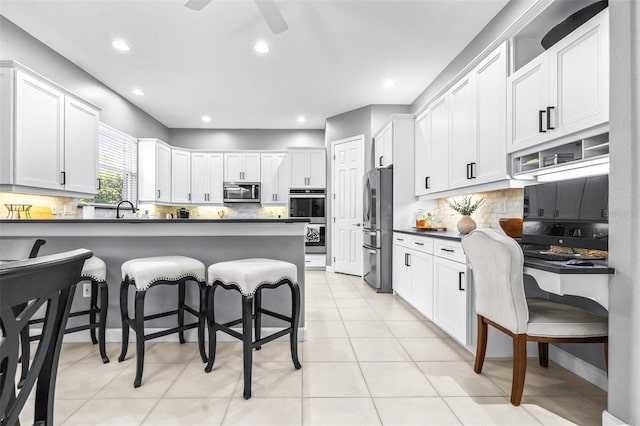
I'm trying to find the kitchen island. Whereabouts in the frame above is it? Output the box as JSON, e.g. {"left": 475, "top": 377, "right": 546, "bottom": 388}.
{"left": 0, "top": 218, "right": 309, "bottom": 341}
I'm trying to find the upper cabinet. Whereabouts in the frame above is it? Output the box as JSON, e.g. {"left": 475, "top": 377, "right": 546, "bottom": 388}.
{"left": 191, "top": 152, "right": 224, "bottom": 204}
{"left": 508, "top": 9, "right": 609, "bottom": 153}
{"left": 171, "top": 148, "right": 191, "bottom": 203}
{"left": 261, "top": 152, "right": 288, "bottom": 204}
{"left": 224, "top": 152, "right": 261, "bottom": 182}
{"left": 0, "top": 62, "right": 100, "bottom": 196}
{"left": 138, "top": 139, "right": 172, "bottom": 203}
{"left": 289, "top": 148, "right": 326, "bottom": 188}
{"left": 415, "top": 95, "right": 450, "bottom": 196}
{"left": 373, "top": 122, "right": 393, "bottom": 168}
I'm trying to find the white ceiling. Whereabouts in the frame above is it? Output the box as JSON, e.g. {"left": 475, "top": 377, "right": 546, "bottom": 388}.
{"left": 1, "top": 0, "right": 509, "bottom": 130}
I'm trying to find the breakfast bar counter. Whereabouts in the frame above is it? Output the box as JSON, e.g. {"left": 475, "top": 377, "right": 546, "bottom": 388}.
{"left": 0, "top": 218, "right": 309, "bottom": 341}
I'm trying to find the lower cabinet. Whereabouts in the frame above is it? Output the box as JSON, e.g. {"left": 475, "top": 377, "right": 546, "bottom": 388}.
{"left": 392, "top": 233, "right": 434, "bottom": 319}
{"left": 433, "top": 255, "right": 469, "bottom": 345}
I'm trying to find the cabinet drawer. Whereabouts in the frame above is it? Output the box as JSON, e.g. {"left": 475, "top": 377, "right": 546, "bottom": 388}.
{"left": 434, "top": 239, "right": 466, "bottom": 263}
{"left": 393, "top": 233, "right": 433, "bottom": 254}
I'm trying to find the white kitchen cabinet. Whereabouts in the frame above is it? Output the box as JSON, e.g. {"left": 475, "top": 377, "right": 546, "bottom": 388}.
{"left": 261, "top": 153, "right": 288, "bottom": 204}
{"left": 289, "top": 148, "right": 326, "bottom": 188}
{"left": 508, "top": 9, "right": 609, "bottom": 153}
{"left": 191, "top": 152, "right": 223, "bottom": 204}
{"left": 392, "top": 233, "right": 434, "bottom": 319}
{"left": 0, "top": 63, "right": 100, "bottom": 196}
{"left": 171, "top": 148, "right": 191, "bottom": 203}
{"left": 374, "top": 121, "right": 393, "bottom": 168}
{"left": 392, "top": 244, "right": 412, "bottom": 299}
{"left": 414, "top": 95, "right": 449, "bottom": 196}
{"left": 224, "top": 152, "right": 261, "bottom": 182}
{"left": 138, "top": 139, "right": 171, "bottom": 203}
{"left": 448, "top": 75, "right": 476, "bottom": 189}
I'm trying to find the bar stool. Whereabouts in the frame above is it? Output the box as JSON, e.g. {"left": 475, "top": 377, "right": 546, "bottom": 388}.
{"left": 118, "top": 256, "right": 207, "bottom": 387}
{"left": 205, "top": 258, "right": 301, "bottom": 399}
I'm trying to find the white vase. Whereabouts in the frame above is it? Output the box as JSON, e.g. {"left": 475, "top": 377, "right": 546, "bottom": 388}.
{"left": 457, "top": 215, "right": 477, "bottom": 234}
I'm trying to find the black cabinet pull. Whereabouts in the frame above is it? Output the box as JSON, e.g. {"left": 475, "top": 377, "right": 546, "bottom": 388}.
{"left": 397, "top": 238, "right": 404, "bottom": 241}
{"left": 466, "top": 163, "right": 471, "bottom": 179}
{"left": 458, "top": 272, "right": 465, "bottom": 291}
{"left": 188, "top": 193, "right": 191, "bottom": 201}
{"left": 97, "top": 178, "right": 101, "bottom": 190}
{"left": 157, "top": 190, "right": 161, "bottom": 199}
{"left": 379, "top": 156, "right": 384, "bottom": 167}
{"left": 60, "top": 171, "right": 66, "bottom": 185}
{"left": 425, "top": 176, "right": 430, "bottom": 189}
{"left": 546, "top": 106, "right": 555, "bottom": 130}
{"left": 539, "top": 110, "right": 547, "bottom": 133}
{"left": 538, "top": 208, "right": 544, "bottom": 217}
{"left": 470, "top": 162, "right": 477, "bottom": 179}
{"left": 406, "top": 253, "right": 411, "bottom": 267}
{"left": 404, "top": 253, "right": 408, "bottom": 266}
{"left": 441, "top": 248, "right": 454, "bottom": 252}
{"left": 414, "top": 242, "right": 424, "bottom": 246}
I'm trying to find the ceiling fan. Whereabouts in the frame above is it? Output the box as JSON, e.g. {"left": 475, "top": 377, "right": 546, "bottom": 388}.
{"left": 184, "top": 0, "right": 289, "bottom": 35}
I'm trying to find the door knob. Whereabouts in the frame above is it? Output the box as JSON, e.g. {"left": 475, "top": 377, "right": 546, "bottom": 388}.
{"left": 354, "top": 223, "right": 361, "bottom": 227}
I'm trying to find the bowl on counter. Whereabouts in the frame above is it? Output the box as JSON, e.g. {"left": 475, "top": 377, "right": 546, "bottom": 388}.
{"left": 499, "top": 217, "right": 523, "bottom": 238}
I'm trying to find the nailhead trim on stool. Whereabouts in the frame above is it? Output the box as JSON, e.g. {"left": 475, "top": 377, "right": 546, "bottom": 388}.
{"left": 205, "top": 258, "right": 301, "bottom": 399}
{"left": 119, "top": 256, "right": 208, "bottom": 388}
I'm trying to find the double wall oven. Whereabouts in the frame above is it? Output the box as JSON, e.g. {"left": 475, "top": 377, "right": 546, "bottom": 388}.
{"left": 289, "top": 189, "right": 326, "bottom": 254}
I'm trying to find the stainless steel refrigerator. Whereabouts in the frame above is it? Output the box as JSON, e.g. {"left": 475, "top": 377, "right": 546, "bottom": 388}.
{"left": 363, "top": 167, "right": 393, "bottom": 293}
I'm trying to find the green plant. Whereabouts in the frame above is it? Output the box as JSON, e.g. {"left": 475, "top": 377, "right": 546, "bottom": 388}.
{"left": 446, "top": 195, "right": 485, "bottom": 216}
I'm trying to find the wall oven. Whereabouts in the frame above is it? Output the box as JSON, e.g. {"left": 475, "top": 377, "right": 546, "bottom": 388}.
{"left": 289, "top": 189, "right": 326, "bottom": 254}
{"left": 223, "top": 182, "right": 260, "bottom": 203}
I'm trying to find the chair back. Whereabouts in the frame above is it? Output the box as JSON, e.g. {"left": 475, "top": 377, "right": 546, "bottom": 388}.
{"left": 461, "top": 229, "right": 528, "bottom": 334}
{"left": 0, "top": 238, "right": 46, "bottom": 261}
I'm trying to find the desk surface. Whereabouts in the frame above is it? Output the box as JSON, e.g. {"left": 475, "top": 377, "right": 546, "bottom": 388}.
{"left": 524, "top": 257, "right": 615, "bottom": 275}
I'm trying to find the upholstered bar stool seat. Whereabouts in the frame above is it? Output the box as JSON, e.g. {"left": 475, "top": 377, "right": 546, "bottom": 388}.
{"left": 81, "top": 256, "right": 107, "bottom": 282}
{"left": 119, "top": 256, "right": 207, "bottom": 388}
{"left": 205, "top": 258, "right": 301, "bottom": 399}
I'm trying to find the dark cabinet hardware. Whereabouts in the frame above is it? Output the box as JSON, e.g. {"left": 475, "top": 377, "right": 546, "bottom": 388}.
{"left": 97, "top": 178, "right": 101, "bottom": 190}
{"left": 546, "top": 106, "right": 555, "bottom": 130}
{"left": 414, "top": 242, "right": 424, "bottom": 246}
{"left": 441, "top": 248, "right": 454, "bottom": 252}
{"left": 406, "top": 253, "right": 411, "bottom": 267}
{"left": 61, "top": 171, "right": 66, "bottom": 185}
{"left": 538, "top": 208, "right": 544, "bottom": 216}
{"left": 425, "top": 177, "right": 430, "bottom": 189}
{"left": 188, "top": 193, "right": 191, "bottom": 201}
{"left": 379, "top": 156, "right": 384, "bottom": 167}
{"left": 470, "top": 162, "right": 477, "bottom": 179}
{"left": 404, "top": 253, "right": 408, "bottom": 266}
{"left": 157, "top": 190, "right": 160, "bottom": 199}
{"left": 458, "top": 272, "right": 465, "bottom": 291}
{"left": 539, "top": 110, "right": 547, "bottom": 133}
{"left": 396, "top": 238, "right": 404, "bottom": 241}
{"left": 466, "top": 163, "right": 471, "bottom": 179}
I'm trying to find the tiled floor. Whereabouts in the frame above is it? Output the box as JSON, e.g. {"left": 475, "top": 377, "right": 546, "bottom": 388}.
{"left": 19, "top": 271, "right": 606, "bottom": 425}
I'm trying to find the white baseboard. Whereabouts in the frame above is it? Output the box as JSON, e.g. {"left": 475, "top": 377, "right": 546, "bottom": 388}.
{"left": 549, "top": 345, "right": 608, "bottom": 390}
{"left": 33, "top": 327, "right": 307, "bottom": 343}
{"left": 602, "top": 410, "right": 629, "bottom": 426}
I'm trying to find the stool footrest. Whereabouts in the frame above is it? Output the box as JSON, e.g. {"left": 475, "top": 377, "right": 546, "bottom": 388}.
{"left": 29, "top": 322, "right": 100, "bottom": 341}
{"left": 144, "top": 309, "right": 179, "bottom": 321}
{"left": 144, "top": 322, "right": 199, "bottom": 341}
{"left": 223, "top": 318, "right": 244, "bottom": 328}
{"left": 183, "top": 305, "right": 199, "bottom": 317}
{"left": 258, "top": 308, "right": 292, "bottom": 323}
{"left": 254, "top": 327, "right": 293, "bottom": 348}
{"left": 217, "top": 324, "right": 244, "bottom": 340}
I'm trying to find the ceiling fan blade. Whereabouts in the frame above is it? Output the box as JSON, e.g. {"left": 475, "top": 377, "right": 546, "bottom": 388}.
{"left": 254, "top": 0, "right": 288, "bottom": 34}
{"left": 184, "top": 0, "right": 212, "bottom": 11}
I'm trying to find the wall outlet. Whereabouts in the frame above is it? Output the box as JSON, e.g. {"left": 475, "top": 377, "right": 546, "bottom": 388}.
{"left": 82, "top": 282, "right": 91, "bottom": 298}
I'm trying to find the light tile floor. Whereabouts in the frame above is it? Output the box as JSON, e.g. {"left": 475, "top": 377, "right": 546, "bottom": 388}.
{"left": 18, "top": 271, "right": 606, "bottom": 425}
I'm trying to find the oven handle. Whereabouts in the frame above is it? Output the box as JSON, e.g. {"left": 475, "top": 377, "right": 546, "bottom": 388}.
{"left": 289, "top": 194, "right": 326, "bottom": 198}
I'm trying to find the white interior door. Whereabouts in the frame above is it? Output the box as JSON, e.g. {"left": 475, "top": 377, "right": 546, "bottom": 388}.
{"left": 332, "top": 136, "right": 364, "bottom": 276}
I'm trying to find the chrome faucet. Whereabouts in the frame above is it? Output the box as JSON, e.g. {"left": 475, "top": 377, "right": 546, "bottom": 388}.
{"left": 116, "top": 200, "right": 137, "bottom": 219}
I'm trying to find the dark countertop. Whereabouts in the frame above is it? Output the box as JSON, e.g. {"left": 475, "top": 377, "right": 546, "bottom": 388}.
{"left": 0, "top": 218, "right": 310, "bottom": 224}
{"left": 393, "top": 228, "right": 464, "bottom": 241}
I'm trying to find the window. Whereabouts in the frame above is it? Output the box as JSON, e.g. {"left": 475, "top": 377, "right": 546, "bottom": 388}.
{"left": 80, "top": 124, "right": 137, "bottom": 207}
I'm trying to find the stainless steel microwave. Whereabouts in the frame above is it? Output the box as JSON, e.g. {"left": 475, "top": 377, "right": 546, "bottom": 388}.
{"left": 223, "top": 182, "right": 260, "bottom": 203}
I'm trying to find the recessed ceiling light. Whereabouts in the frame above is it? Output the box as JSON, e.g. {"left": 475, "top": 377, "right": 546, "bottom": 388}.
{"left": 383, "top": 79, "right": 395, "bottom": 88}
{"left": 254, "top": 41, "right": 270, "bottom": 54}
{"left": 201, "top": 115, "right": 211, "bottom": 123}
{"left": 296, "top": 115, "right": 306, "bottom": 123}
{"left": 111, "top": 39, "right": 130, "bottom": 51}
{"left": 131, "top": 88, "right": 144, "bottom": 96}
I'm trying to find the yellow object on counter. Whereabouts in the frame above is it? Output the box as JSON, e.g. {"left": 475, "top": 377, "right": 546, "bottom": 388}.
{"left": 29, "top": 206, "right": 53, "bottom": 219}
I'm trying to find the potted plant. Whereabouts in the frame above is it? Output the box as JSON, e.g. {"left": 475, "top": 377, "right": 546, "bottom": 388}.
{"left": 446, "top": 195, "right": 485, "bottom": 234}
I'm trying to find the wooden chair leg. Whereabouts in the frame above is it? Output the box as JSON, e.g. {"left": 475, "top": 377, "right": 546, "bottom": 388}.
{"left": 98, "top": 281, "right": 109, "bottom": 363}
{"left": 133, "top": 291, "right": 146, "bottom": 388}
{"left": 474, "top": 315, "right": 488, "bottom": 374}
{"left": 205, "top": 286, "right": 217, "bottom": 373}
{"left": 242, "top": 295, "right": 254, "bottom": 400}
{"left": 89, "top": 280, "right": 99, "bottom": 344}
{"left": 118, "top": 281, "right": 130, "bottom": 362}
{"left": 197, "top": 283, "right": 208, "bottom": 363}
{"left": 538, "top": 342, "right": 549, "bottom": 368}
{"left": 511, "top": 334, "right": 527, "bottom": 406}
{"left": 254, "top": 288, "right": 262, "bottom": 350}
{"left": 289, "top": 281, "right": 301, "bottom": 370}
{"left": 177, "top": 281, "right": 186, "bottom": 344}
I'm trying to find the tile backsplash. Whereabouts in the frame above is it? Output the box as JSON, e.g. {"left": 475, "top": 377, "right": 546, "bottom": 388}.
{"left": 436, "top": 188, "right": 524, "bottom": 232}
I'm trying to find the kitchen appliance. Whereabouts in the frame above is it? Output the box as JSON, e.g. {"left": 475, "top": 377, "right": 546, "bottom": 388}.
{"left": 304, "top": 223, "right": 326, "bottom": 254}
{"left": 223, "top": 182, "right": 260, "bottom": 203}
{"left": 289, "top": 189, "right": 327, "bottom": 254}
{"left": 176, "top": 208, "right": 190, "bottom": 219}
{"left": 362, "top": 167, "right": 393, "bottom": 293}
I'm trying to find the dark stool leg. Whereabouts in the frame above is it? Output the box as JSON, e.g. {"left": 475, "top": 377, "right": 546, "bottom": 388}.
{"left": 242, "top": 294, "right": 254, "bottom": 399}
{"left": 197, "top": 283, "right": 208, "bottom": 363}
{"left": 118, "top": 280, "right": 130, "bottom": 362}
{"left": 98, "top": 281, "right": 109, "bottom": 363}
{"left": 254, "top": 288, "right": 262, "bottom": 350}
{"left": 178, "top": 281, "right": 186, "bottom": 344}
{"left": 89, "top": 280, "right": 99, "bottom": 345}
{"left": 205, "top": 285, "right": 218, "bottom": 373}
{"left": 289, "top": 281, "right": 301, "bottom": 370}
{"left": 16, "top": 303, "right": 30, "bottom": 386}
{"left": 133, "top": 290, "right": 146, "bottom": 388}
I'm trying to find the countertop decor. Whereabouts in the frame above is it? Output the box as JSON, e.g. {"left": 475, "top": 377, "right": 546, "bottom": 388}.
{"left": 446, "top": 195, "right": 485, "bottom": 234}
{"left": 498, "top": 217, "right": 523, "bottom": 238}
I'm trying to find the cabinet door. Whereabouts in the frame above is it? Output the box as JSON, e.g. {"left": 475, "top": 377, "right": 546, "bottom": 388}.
{"left": 137, "top": 141, "right": 157, "bottom": 202}
{"left": 410, "top": 249, "right": 434, "bottom": 319}
{"left": 449, "top": 76, "right": 476, "bottom": 189}
{"left": 307, "top": 150, "right": 326, "bottom": 187}
{"left": 375, "top": 122, "right": 392, "bottom": 168}
{"left": 414, "top": 112, "right": 429, "bottom": 196}
{"left": 525, "top": 183, "right": 557, "bottom": 220}
{"left": 224, "top": 153, "right": 244, "bottom": 181}
{"left": 171, "top": 149, "right": 191, "bottom": 203}
{"left": 156, "top": 143, "right": 172, "bottom": 202}
{"left": 549, "top": 9, "right": 609, "bottom": 138}
{"left": 433, "top": 256, "right": 468, "bottom": 345}
{"left": 191, "top": 153, "right": 209, "bottom": 203}
{"left": 15, "top": 70, "right": 64, "bottom": 190}
{"left": 243, "top": 153, "right": 261, "bottom": 181}
{"left": 507, "top": 55, "right": 549, "bottom": 152}
{"left": 207, "top": 153, "right": 224, "bottom": 203}
{"left": 392, "top": 245, "right": 412, "bottom": 299}
{"left": 260, "top": 154, "right": 276, "bottom": 204}
{"left": 554, "top": 179, "right": 585, "bottom": 219}
{"left": 475, "top": 42, "right": 508, "bottom": 185}
{"left": 63, "top": 96, "right": 99, "bottom": 194}
{"left": 580, "top": 175, "right": 608, "bottom": 220}
{"left": 289, "top": 150, "right": 307, "bottom": 187}
{"left": 426, "top": 96, "right": 449, "bottom": 193}
{"left": 275, "top": 153, "right": 289, "bottom": 203}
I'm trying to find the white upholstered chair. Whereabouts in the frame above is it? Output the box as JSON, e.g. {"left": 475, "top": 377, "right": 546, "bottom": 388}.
{"left": 461, "top": 229, "right": 608, "bottom": 406}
